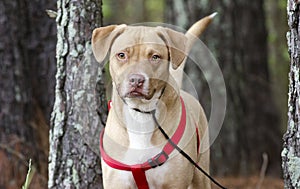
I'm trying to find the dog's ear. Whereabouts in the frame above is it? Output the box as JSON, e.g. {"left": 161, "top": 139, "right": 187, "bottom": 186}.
{"left": 92, "top": 24, "right": 126, "bottom": 63}
{"left": 156, "top": 27, "right": 187, "bottom": 69}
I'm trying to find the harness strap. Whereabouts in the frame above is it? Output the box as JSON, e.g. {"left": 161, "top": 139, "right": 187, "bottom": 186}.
{"left": 100, "top": 97, "right": 200, "bottom": 189}
{"left": 196, "top": 127, "right": 200, "bottom": 154}
{"left": 131, "top": 168, "right": 149, "bottom": 189}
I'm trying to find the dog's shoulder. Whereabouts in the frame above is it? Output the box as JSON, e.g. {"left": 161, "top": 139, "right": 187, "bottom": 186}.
{"left": 180, "top": 90, "right": 208, "bottom": 129}
{"left": 180, "top": 90, "right": 201, "bottom": 111}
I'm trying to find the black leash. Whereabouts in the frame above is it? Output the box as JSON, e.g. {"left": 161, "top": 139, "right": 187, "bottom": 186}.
{"left": 150, "top": 110, "right": 227, "bottom": 189}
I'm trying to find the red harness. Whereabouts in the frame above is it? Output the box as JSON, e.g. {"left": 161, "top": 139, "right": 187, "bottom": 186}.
{"left": 100, "top": 97, "right": 200, "bottom": 189}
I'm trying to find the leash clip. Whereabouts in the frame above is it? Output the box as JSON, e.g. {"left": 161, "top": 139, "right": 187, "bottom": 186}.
{"left": 147, "top": 151, "right": 169, "bottom": 168}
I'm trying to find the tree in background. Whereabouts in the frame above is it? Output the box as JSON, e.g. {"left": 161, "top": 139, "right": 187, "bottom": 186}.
{"left": 166, "top": 0, "right": 282, "bottom": 176}
{"left": 0, "top": 0, "right": 56, "bottom": 188}
{"left": 102, "top": 0, "right": 164, "bottom": 24}
{"left": 265, "top": 0, "right": 289, "bottom": 131}
{"left": 282, "top": 0, "right": 300, "bottom": 188}
{"left": 48, "top": 0, "right": 105, "bottom": 188}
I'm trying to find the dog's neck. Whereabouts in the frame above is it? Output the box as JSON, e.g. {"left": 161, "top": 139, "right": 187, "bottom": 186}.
{"left": 112, "top": 82, "right": 181, "bottom": 140}
{"left": 123, "top": 106, "right": 156, "bottom": 149}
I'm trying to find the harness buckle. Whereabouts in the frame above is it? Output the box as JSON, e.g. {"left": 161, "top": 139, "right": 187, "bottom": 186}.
{"left": 147, "top": 151, "right": 169, "bottom": 168}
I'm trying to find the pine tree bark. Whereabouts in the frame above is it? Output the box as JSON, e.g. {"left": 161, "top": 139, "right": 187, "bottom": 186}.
{"left": 0, "top": 0, "right": 56, "bottom": 188}
{"left": 48, "top": 0, "right": 105, "bottom": 188}
{"left": 282, "top": 0, "right": 300, "bottom": 188}
{"left": 166, "top": 0, "right": 282, "bottom": 176}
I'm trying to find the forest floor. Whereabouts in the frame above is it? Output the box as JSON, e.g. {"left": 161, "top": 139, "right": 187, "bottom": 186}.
{"left": 212, "top": 176, "right": 283, "bottom": 189}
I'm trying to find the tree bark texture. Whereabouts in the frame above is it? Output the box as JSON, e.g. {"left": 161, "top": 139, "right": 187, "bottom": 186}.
{"left": 282, "top": 1, "right": 300, "bottom": 188}
{"left": 48, "top": 0, "right": 105, "bottom": 188}
{"left": 0, "top": 0, "right": 56, "bottom": 188}
{"left": 166, "top": 0, "right": 282, "bottom": 176}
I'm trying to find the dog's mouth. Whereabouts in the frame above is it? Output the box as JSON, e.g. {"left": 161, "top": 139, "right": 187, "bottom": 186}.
{"left": 117, "top": 80, "right": 166, "bottom": 112}
{"left": 125, "top": 88, "right": 155, "bottom": 100}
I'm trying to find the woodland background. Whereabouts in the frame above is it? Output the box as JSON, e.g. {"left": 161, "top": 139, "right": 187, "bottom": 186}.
{"left": 0, "top": 0, "right": 290, "bottom": 188}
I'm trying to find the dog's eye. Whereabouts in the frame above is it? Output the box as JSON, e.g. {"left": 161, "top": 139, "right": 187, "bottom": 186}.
{"left": 116, "top": 52, "right": 127, "bottom": 61}
{"left": 150, "top": 54, "right": 161, "bottom": 63}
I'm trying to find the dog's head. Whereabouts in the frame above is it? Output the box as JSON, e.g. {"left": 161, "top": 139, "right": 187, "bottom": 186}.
{"left": 92, "top": 25, "right": 187, "bottom": 111}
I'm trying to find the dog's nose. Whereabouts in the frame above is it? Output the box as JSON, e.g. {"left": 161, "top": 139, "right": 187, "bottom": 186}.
{"left": 129, "top": 74, "right": 145, "bottom": 88}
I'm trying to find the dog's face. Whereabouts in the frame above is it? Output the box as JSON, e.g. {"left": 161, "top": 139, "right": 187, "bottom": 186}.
{"left": 92, "top": 25, "right": 187, "bottom": 111}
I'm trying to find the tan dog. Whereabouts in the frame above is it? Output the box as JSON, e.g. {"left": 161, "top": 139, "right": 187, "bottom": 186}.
{"left": 92, "top": 14, "right": 216, "bottom": 189}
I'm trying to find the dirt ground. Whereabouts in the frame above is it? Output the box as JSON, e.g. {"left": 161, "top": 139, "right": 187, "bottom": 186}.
{"left": 212, "top": 176, "right": 284, "bottom": 189}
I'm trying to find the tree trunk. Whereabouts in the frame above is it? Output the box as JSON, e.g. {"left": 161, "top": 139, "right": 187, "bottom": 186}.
{"left": 166, "top": 0, "right": 282, "bottom": 176}
{"left": 48, "top": 0, "right": 105, "bottom": 188}
{"left": 0, "top": 0, "right": 56, "bottom": 188}
{"left": 282, "top": 1, "right": 300, "bottom": 188}
{"left": 102, "top": 0, "right": 164, "bottom": 25}
{"left": 265, "top": 0, "right": 289, "bottom": 131}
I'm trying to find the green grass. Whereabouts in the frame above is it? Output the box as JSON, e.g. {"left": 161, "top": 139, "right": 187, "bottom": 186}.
{"left": 22, "top": 159, "right": 36, "bottom": 189}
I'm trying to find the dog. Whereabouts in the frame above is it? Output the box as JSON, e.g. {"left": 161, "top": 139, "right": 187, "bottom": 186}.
{"left": 92, "top": 13, "right": 216, "bottom": 189}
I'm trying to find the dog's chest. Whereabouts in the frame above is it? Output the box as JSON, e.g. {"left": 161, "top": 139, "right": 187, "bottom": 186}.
{"left": 119, "top": 108, "right": 169, "bottom": 188}
{"left": 124, "top": 109, "right": 154, "bottom": 149}
{"left": 123, "top": 108, "right": 161, "bottom": 163}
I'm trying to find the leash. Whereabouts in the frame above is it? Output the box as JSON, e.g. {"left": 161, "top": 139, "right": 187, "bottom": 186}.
{"left": 150, "top": 110, "right": 227, "bottom": 189}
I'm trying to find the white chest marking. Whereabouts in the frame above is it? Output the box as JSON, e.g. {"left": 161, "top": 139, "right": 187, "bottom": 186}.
{"left": 123, "top": 106, "right": 160, "bottom": 163}
{"left": 124, "top": 107, "right": 155, "bottom": 149}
